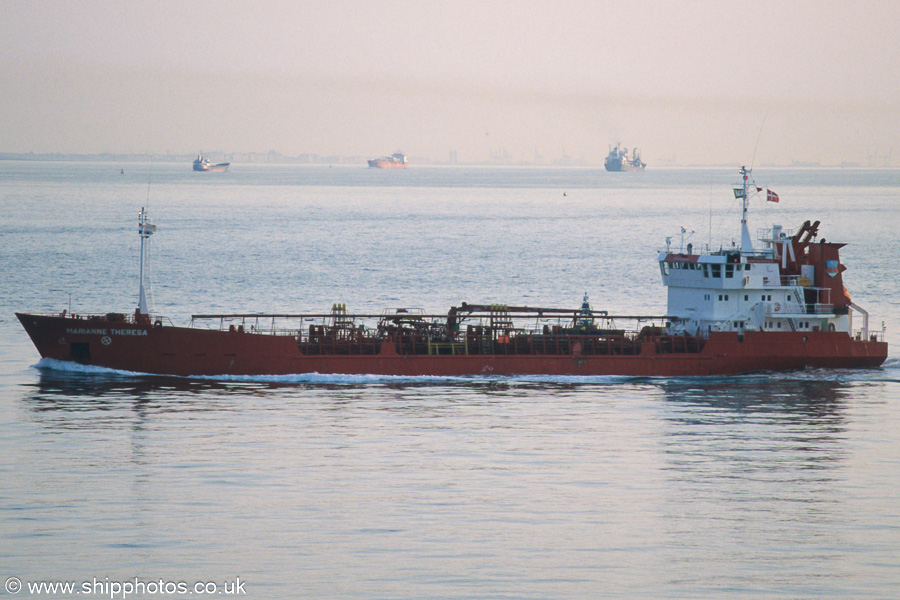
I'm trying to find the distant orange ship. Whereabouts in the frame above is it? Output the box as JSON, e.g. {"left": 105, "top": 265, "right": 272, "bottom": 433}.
{"left": 368, "top": 152, "right": 408, "bottom": 169}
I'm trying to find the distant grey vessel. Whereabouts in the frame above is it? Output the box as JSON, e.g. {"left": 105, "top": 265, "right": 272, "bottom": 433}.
{"left": 193, "top": 154, "right": 230, "bottom": 172}
{"left": 604, "top": 144, "right": 645, "bottom": 171}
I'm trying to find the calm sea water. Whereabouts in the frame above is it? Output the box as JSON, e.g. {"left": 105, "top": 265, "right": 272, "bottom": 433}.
{"left": 1, "top": 161, "right": 899, "bottom": 599}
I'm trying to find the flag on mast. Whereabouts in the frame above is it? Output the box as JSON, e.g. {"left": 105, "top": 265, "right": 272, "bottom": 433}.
{"left": 766, "top": 189, "right": 779, "bottom": 203}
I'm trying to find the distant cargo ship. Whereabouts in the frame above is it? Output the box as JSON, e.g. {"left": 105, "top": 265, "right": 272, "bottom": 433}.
{"left": 368, "top": 152, "right": 408, "bottom": 169}
{"left": 605, "top": 144, "right": 645, "bottom": 171}
{"left": 193, "top": 154, "right": 230, "bottom": 172}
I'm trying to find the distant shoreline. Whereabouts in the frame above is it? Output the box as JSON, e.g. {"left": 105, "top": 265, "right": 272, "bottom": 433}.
{"left": 0, "top": 152, "right": 886, "bottom": 169}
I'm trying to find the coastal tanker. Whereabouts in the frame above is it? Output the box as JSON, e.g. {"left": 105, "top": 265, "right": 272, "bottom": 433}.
{"left": 16, "top": 167, "right": 887, "bottom": 377}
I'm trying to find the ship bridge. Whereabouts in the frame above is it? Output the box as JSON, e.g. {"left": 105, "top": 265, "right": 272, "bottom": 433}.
{"left": 658, "top": 224, "right": 872, "bottom": 340}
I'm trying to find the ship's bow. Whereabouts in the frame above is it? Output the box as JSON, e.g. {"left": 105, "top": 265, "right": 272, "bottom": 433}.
{"left": 16, "top": 313, "right": 73, "bottom": 362}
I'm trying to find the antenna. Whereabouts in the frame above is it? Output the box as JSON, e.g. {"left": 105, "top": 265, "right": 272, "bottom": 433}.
{"left": 738, "top": 166, "right": 755, "bottom": 252}
{"left": 750, "top": 109, "right": 769, "bottom": 170}
{"left": 146, "top": 165, "right": 153, "bottom": 205}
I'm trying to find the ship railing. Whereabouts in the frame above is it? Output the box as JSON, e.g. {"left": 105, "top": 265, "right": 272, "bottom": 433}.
{"left": 45, "top": 311, "right": 177, "bottom": 328}
{"left": 145, "top": 315, "right": 176, "bottom": 327}
{"left": 850, "top": 329, "right": 883, "bottom": 343}
{"left": 187, "top": 311, "right": 675, "bottom": 341}
{"left": 381, "top": 307, "right": 426, "bottom": 316}
{"left": 780, "top": 275, "right": 822, "bottom": 290}
{"left": 807, "top": 303, "right": 836, "bottom": 315}
{"left": 764, "top": 302, "right": 835, "bottom": 316}
{"left": 757, "top": 226, "right": 794, "bottom": 241}
{"left": 739, "top": 249, "right": 778, "bottom": 259}
{"left": 190, "top": 314, "right": 324, "bottom": 336}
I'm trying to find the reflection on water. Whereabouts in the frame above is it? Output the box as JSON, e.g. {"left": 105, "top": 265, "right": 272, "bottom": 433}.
{"left": 9, "top": 365, "right": 899, "bottom": 598}
{"left": 659, "top": 375, "right": 849, "bottom": 416}
{"left": 24, "top": 364, "right": 868, "bottom": 414}
{"left": 650, "top": 377, "right": 861, "bottom": 594}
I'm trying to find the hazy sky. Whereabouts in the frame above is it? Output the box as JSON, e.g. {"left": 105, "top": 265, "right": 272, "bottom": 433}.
{"left": 2, "top": 0, "right": 898, "bottom": 165}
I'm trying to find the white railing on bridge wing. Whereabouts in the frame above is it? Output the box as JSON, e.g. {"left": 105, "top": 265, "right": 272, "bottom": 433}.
{"left": 757, "top": 227, "right": 794, "bottom": 241}
{"left": 765, "top": 302, "right": 833, "bottom": 315}
{"left": 808, "top": 303, "right": 835, "bottom": 315}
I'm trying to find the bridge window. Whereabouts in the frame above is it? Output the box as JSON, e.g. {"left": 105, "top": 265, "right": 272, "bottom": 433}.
{"left": 725, "top": 264, "right": 734, "bottom": 278}
{"left": 711, "top": 264, "right": 721, "bottom": 278}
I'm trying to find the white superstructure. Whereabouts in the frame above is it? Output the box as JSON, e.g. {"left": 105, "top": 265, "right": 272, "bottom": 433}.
{"left": 657, "top": 167, "right": 874, "bottom": 340}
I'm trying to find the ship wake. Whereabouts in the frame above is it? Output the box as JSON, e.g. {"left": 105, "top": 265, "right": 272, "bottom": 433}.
{"left": 33, "top": 357, "right": 896, "bottom": 385}
{"left": 35, "top": 358, "right": 148, "bottom": 377}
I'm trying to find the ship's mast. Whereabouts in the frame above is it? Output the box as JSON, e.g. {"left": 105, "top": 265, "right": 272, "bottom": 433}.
{"left": 739, "top": 165, "right": 754, "bottom": 253}
{"left": 137, "top": 207, "right": 157, "bottom": 315}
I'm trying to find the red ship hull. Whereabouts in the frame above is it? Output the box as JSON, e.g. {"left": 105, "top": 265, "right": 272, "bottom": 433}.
{"left": 16, "top": 313, "right": 887, "bottom": 378}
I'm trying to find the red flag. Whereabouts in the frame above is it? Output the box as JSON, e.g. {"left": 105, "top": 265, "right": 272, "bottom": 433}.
{"left": 767, "top": 189, "right": 779, "bottom": 203}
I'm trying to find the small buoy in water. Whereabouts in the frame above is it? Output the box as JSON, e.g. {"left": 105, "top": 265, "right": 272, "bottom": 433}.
{"left": 563, "top": 192, "right": 567, "bottom": 196}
